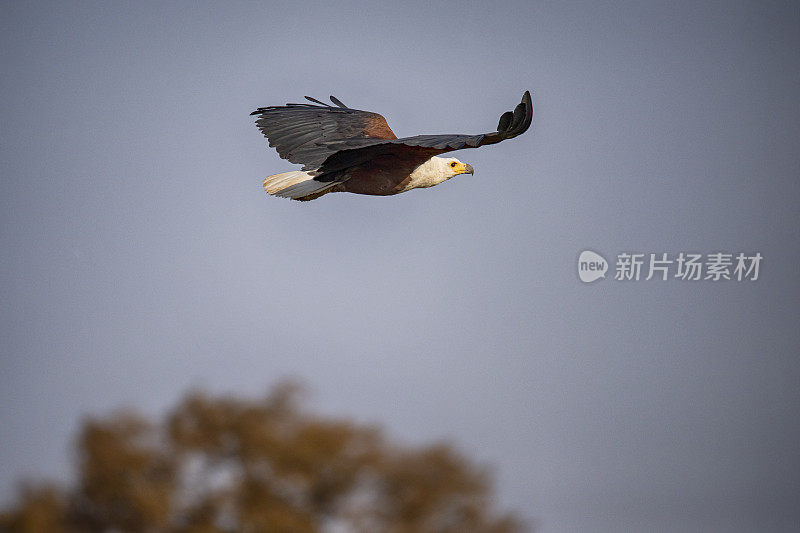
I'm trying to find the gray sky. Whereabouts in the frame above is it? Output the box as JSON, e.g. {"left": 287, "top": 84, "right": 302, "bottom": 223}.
{"left": 2, "top": 1, "right": 799, "bottom": 531}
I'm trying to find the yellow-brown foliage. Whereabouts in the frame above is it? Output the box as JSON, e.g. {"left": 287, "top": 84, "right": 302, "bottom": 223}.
{"left": 1, "top": 382, "right": 524, "bottom": 532}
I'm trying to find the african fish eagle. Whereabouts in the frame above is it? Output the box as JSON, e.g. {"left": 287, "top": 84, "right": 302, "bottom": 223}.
{"left": 251, "top": 91, "right": 533, "bottom": 201}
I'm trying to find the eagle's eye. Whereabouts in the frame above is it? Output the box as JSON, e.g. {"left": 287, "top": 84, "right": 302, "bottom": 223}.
{"left": 450, "top": 162, "right": 457, "bottom": 168}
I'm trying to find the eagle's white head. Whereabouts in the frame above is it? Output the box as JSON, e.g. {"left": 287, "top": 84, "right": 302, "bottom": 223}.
{"left": 408, "top": 156, "right": 474, "bottom": 189}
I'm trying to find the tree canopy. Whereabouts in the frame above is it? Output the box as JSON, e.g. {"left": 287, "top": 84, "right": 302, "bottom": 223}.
{"left": 1, "top": 383, "right": 524, "bottom": 532}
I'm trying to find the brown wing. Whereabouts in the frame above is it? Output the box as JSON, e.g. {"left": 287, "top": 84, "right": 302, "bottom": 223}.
{"left": 314, "top": 91, "right": 534, "bottom": 175}
{"left": 250, "top": 96, "right": 397, "bottom": 171}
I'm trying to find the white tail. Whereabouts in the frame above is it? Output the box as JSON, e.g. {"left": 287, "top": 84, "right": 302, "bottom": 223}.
{"left": 262, "top": 171, "right": 334, "bottom": 200}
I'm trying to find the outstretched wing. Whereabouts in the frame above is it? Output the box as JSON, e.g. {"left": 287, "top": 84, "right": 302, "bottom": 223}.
{"left": 396, "top": 90, "right": 533, "bottom": 151}
{"left": 251, "top": 96, "right": 397, "bottom": 171}
{"left": 315, "top": 91, "right": 534, "bottom": 174}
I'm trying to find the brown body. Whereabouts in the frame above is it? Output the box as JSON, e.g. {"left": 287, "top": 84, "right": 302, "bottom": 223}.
{"left": 333, "top": 153, "right": 430, "bottom": 196}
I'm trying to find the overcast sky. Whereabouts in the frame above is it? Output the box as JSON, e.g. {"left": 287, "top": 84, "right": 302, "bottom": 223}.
{"left": 2, "top": 1, "right": 799, "bottom": 531}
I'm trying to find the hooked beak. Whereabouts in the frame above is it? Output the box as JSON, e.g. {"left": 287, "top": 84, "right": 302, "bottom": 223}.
{"left": 463, "top": 163, "right": 474, "bottom": 175}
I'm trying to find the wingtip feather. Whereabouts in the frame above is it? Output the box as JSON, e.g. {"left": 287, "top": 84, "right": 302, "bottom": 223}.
{"left": 329, "top": 95, "right": 348, "bottom": 108}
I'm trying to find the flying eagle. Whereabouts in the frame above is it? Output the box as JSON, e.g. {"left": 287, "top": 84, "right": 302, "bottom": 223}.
{"left": 251, "top": 91, "right": 533, "bottom": 201}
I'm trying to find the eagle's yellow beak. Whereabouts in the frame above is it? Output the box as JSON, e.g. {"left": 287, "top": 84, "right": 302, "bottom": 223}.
{"left": 462, "top": 163, "right": 474, "bottom": 175}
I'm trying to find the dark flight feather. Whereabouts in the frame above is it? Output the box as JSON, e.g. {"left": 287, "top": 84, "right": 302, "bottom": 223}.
{"left": 329, "top": 95, "right": 348, "bottom": 108}
{"left": 303, "top": 96, "right": 328, "bottom": 106}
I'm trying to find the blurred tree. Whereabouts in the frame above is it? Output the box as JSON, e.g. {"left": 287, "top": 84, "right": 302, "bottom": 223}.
{"left": 0, "top": 382, "right": 524, "bottom": 532}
